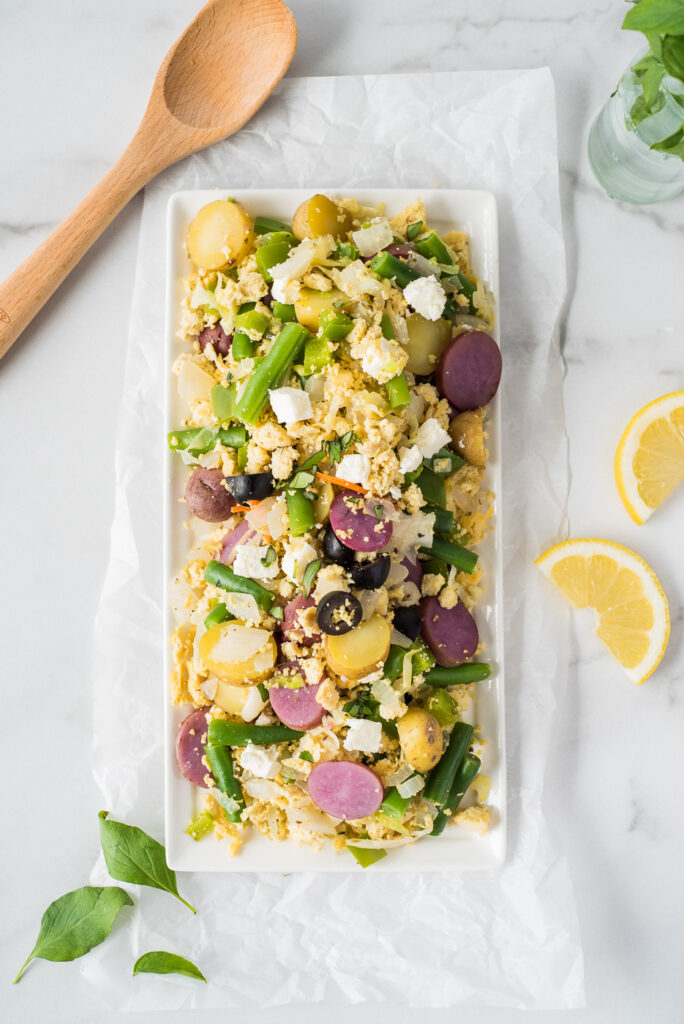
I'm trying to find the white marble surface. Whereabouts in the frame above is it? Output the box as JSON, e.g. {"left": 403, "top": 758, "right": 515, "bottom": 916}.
{"left": 1, "top": 1, "right": 682, "bottom": 1021}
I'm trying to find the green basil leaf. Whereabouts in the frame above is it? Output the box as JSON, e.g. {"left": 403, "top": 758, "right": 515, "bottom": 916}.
{"left": 301, "top": 558, "right": 322, "bottom": 597}
{"left": 623, "top": 0, "right": 684, "bottom": 36}
{"left": 98, "top": 812, "right": 195, "bottom": 913}
{"left": 14, "top": 886, "right": 132, "bottom": 983}
{"left": 133, "top": 950, "right": 207, "bottom": 982}
{"left": 299, "top": 751, "right": 314, "bottom": 762}
{"left": 642, "top": 61, "right": 667, "bottom": 106}
{"left": 662, "top": 34, "right": 684, "bottom": 81}
{"left": 270, "top": 606, "right": 284, "bottom": 621}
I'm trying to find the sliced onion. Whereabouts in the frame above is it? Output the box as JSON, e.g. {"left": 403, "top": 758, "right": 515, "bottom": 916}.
{"left": 398, "top": 582, "right": 421, "bottom": 606}
{"left": 240, "top": 686, "right": 267, "bottom": 722}
{"left": 200, "top": 677, "right": 218, "bottom": 701}
{"left": 266, "top": 497, "right": 289, "bottom": 540}
{"left": 246, "top": 496, "right": 276, "bottom": 532}
{"left": 450, "top": 313, "right": 489, "bottom": 331}
{"left": 210, "top": 624, "right": 271, "bottom": 663}
{"left": 388, "top": 310, "right": 408, "bottom": 345}
{"left": 397, "top": 774, "right": 425, "bottom": 799}
{"left": 386, "top": 559, "right": 409, "bottom": 587}
{"left": 224, "top": 592, "right": 260, "bottom": 624}
{"left": 386, "top": 764, "right": 415, "bottom": 787}
{"left": 243, "top": 778, "right": 282, "bottom": 801}
{"left": 407, "top": 251, "right": 439, "bottom": 277}
{"left": 390, "top": 628, "right": 413, "bottom": 648}
{"left": 219, "top": 521, "right": 255, "bottom": 564}
{"left": 358, "top": 589, "right": 381, "bottom": 621}
{"left": 305, "top": 374, "right": 326, "bottom": 404}
{"left": 177, "top": 359, "right": 216, "bottom": 404}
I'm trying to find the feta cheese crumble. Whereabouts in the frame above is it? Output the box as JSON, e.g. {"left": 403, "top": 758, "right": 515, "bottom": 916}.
{"left": 398, "top": 445, "right": 422, "bottom": 475}
{"left": 239, "top": 744, "right": 281, "bottom": 779}
{"left": 343, "top": 718, "right": 383, "bottom": 754}
{"left": 414, "top": 417, "right": 451, "bottom": 459}
{"left": 269, "top": 386, "right": 313, "bottom": 425}
{"left": 282, "top": 538, "right": 318, "bottom": 582}
{"left": 403, "top": 274, "right": 446, "bottom": 321}
{"left": 361, "top": 335, "right": 408, "bottom": 384}
{"left": 335, "top": 453, "right": 371, "bottom": 486}
{"left": 232, "top": 543, "right": 279, "bottom": 581}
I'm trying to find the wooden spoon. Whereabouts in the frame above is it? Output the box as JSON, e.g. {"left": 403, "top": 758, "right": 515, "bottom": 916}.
{"left": 0, "top": 0, "right": 296, "bottom": 360}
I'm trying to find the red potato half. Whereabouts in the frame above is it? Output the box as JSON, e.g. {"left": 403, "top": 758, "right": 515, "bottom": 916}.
{"left": 282, "top": 595, "right": 320, "bottom": 646}
{"left": 329, "top": 491, "right": 393, "bottom": 553}
{"left": 435, "top": 331, "right": 502, "bottom": 411}
{"left": 176, "top": 707, "right": 212, "bottom": 788}
{"left": 420, "top": 596, "right": 479, "bottom": 667}
{"left": 308, "top": 761, "right": 384, "bottom": 820}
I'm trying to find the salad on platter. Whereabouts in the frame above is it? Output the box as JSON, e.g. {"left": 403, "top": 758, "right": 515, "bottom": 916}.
{"left": 168, "top": 192, "right": 501, "bottom": 866}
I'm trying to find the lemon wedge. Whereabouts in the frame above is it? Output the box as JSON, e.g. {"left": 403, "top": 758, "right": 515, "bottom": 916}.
{"left": 535, "top": 539, "right": 670, "bottom": 684}
{"left": 615, "top": 390, "right": 684, "bottom": 524}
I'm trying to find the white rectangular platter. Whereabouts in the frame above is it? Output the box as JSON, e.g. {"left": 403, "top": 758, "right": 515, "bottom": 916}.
{"left": 164, "top": 189, "right": 505, "bottom": 871}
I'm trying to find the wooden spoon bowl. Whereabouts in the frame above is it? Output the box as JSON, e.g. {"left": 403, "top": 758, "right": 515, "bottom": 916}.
{"left": 0, "top": 0, "right": 296, "bottom": 360}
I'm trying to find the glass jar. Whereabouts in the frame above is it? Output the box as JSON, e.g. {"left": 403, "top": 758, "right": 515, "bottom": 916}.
{"left": 588, "top": 54, "right": 684, "bottom": 204}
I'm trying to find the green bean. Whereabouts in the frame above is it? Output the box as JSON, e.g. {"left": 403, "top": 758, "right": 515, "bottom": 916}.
{"left": 254, "top": 215, "right": 292, "bottom": 235}
{"left": 232, "top": 332, "right": 254, "bottom": 361}
{"left": 420, "top": 557, "right": 449, "bottom": 581}
{"left": 420, "top": 536, "right": 478, "bottom": 575}
{"left": 272, "top": 301, "right": 296, "bottom": 322}
{"left": 383, "top": 645, "right": 406, "bottom": 682}
{"left": 370, "top": 251, "right": 420, "bottom": 288}
{"left": 286, "top": 489, "right": 315, "bottom": 537}
{"left": 380, "top": 312, "right": 395, "bottom": 339}
{"left": 385, "top": 372, "right": 410, "bottom": 410}
{"left": 204, "top": 560, "right": 275, "bottom": 610}
{"left": 204, "top": 745, "right": 245, "bottom": 822}
{"left": 234, "top": 310, "right": 269, "bottom": 336}
{"left": 406, "top": 220, "right": 423, "bottom": 241}
{"left": 415, "top": 231, "right": 452, "bottom": 265}
{"left": 430, "top": 753, "right": 481, "bottom": 836}
{"left": 416, "top": 467, "right": 446, "bottom": 508}
{"left": 424, "top": 663, "right": 492, "bottom": 686}
{"left": 211, "top": 383, "right": 236, "bottom": 422}
{"left": 319, "top": 309, "right": 353, "bottom": 341}
{"left": 184, "top": 810, "right": 214, "bottom": 841}
{"left": 255, "top": 240, "right": 291, "bottom": 282}
{"left": 422, "top": 447, "right": 464, "bottom": 475}
{"left": 424, "top": 505, "right": 454, "bottom": 535}
{"left": 424, "top": 721, "right": 474, "bottom": 807}
{"left": 234, "top": 323, "right": 309, "bottom": 425}
{"left": 203, "top": 602, "right": 234, "bottom": 630}
{"left": 380, "top": 787, "right": 411, "bottom": 820}
{"left": 168, "top": 424, "right": 246, "bottom": 454}
{"left": 207, "top": 720, "right": 304, "bottom": 746}
{"left": 302, "top": 335, "right": 332, "bottom": 375}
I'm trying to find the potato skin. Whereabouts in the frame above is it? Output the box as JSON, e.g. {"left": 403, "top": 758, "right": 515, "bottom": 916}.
{"left": 397, "top": 707, "right": 444, "bottom": 772}
{"left": 291, "top": 194, "right": 353, "bottom": 241}
{"left": 186, "top": 199, "right": 254, "bottom": 270}
{"left": 449, "top": 409, "right": 487, "bottom": 468}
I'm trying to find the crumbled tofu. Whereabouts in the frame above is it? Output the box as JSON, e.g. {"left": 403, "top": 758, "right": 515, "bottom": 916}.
{"left": 414, "top": 417, "right": 451, "bottom": 459}
{"left": 270, "top": 446, "right": 298, "bottom": 480}
{"left": 398, "top": 445, "right": 422, "bottom": 475}
{"left": 282, "top": 538, "right": 318, "bottom": 582}
{"left": 403, "top": 275, "right": 446, "bottom": 321}
{"left": 239, "top": 744, "right": 281, "bottom": 779}
{"left": 269, "top": 386, "right": 313, "bottom": 425}
{"left": 343, "top": 718, "right": 383, "bottom": 753}
{"left": 352, "top": 218, "right": 393, "bottom": 257}
{"left": 336, "top": 260, "right": 385, "bottom": 300}
{"left": 335, "top": 453, "right": 370, "bottom": 486}
{"left": 421, "top": 573, "right": 444, "bottom": 597}
{"left": 233, "top": 544, "right": 279, "bottom": 581}
{"left": 452, "top": 804, "right": 491, "bottom": 836}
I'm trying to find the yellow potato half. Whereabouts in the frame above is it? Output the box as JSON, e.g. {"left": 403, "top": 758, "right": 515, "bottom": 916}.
{"left": 292, "top": 194, "right": 353, "bottom": 241}
{"left": 186, "top": 200, "right": 254, "bottom": 270}
{"left": 199, "top": 621, "right": 276, "bottom": 683}
{"left": 325, "top": 614, "right": 391, "bottom": 680}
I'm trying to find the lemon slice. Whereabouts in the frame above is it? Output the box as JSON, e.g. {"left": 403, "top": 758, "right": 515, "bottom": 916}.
{"left": 535, "top": 539, "right": 670, "bottom": 684}
{"left": 615, "top": 390, "right": 684, "bottom": 524}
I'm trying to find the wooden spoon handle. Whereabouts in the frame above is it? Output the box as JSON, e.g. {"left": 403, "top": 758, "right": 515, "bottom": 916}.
{"left": 0, "top": 143, "right": 151, "bottom": 360}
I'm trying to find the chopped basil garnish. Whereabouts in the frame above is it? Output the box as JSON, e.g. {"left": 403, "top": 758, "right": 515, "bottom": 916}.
{"left": 301, "top": 558, "right": 322, "bottom": 597}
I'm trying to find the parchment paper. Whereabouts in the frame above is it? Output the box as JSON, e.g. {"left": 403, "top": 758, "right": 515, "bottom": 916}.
{"left": 83, "top": 69, "right": 583, "bottom": 1010}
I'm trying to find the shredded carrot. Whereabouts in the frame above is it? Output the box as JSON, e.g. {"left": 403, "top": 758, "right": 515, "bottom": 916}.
{"left": 232, "top": 500, "right": 261, "bottom": 513}
{"left": 315, "top": 472, "right": 368, "bottom": 494}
